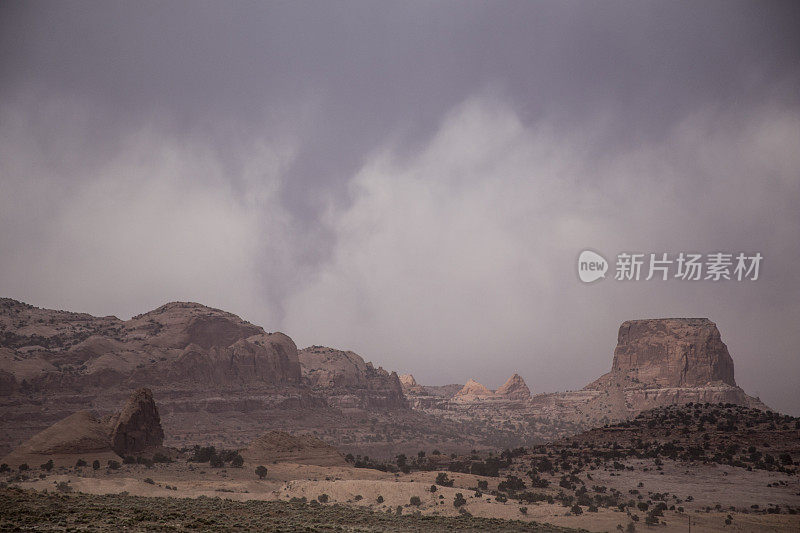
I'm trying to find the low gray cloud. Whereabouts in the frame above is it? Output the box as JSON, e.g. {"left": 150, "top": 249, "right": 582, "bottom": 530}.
{"left": 0, "top": 2, "right": 798, "bottom": 414}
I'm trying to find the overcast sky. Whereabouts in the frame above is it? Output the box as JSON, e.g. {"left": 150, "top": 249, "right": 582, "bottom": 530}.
{"left": 1, "top": 2, "right": 799, "bottom": 414}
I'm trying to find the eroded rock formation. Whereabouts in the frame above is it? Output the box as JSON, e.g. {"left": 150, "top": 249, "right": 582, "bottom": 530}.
{"left": 298, "top": 346, "right": 407, "bottom": 410}
{"left": 1, "top": 388, "right": 166, "bottom": 468}
{"left": 495, "top": 373, "right": 532, "bottom": 401}
{"left": 107, "top": 388, "right": 164, "bottom": 456}
{"left": 453, "top": 378, "right": 493, "bottom": 401}
{"left": 591, "top": 318, "right": 736, "bottom": 388}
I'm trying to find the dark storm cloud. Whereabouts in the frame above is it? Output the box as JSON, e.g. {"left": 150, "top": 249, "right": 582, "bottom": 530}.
{"left": 3, "top": 1, "right": 798, "bottom": 205}
{"left": 1, "top": 2, "right": 799, "bottom": 413}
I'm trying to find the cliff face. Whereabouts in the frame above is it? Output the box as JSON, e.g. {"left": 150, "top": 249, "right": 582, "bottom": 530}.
{"left": 298, "top": 346, "right": 408, "bottom": 410}
{"left": 107, "top": 388, "right": 164, "bottom": 456}
{"left": 0, "top": 299, "right": 310, "bottom": 456}
{"left": 583, "top": 318, "right": 766, "bottom": 417}
{"left": 610, "top": 318, "right": 735, "bottom": 387}
{"left": 0, "top": 299, "right": 301, "bottom": 392}
{"left": 589, "top": 318, "right": 736, "bottom": 389}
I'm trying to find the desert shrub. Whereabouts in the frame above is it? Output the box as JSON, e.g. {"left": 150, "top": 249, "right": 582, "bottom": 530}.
{"left": 190, "top": 446, "right": 217, "bottom": 463}
{"left": 454, "top": 493, "right": 467, "bottom": 508}
{"left": 92, "top": 460, "right": 100, "bottom": 470}
{"left": 0, "top": 464, "right": 8, "bottom": 473}
{"left": 255, "top": 465, "right": 268, "bottom": 479}
{"left": 498, "top": 475, "right": 526, "bottom": 493}
{"left": 75, "top": 459, "right": 87, "bottom": 467}
{"left": 41, "top": 459, "right": 53, "bottom": 471}
{"left": 396, "top": 505, "right": 403, "bottom": 515}
{"left": 520, "top": 506, "right": 528, "bottom": 515}
{"left": 230, "top": 453, "right": 244, "bottom": 468}
{"left": 496, "top": 494, "right": 508, "bottom": 503}
{"left": 354, "top": 494, "right": 362, "bottom": 501}
{"left": 477, "top": 479, "right": 488, "bottom": 490}
{"left": 430, "top": 484, "right": 437, "bottom": 492}
{"left": 519, "top": 491, "right": 550, "bottom": 503}
{"left": 144, "top": 478, "right": 155, "bottom": 485}
{"left": 123, "top": 456, "right": 136, "bottom": 464}
{"left": 136, "top": 456, "right": 154, "bottom": 467}
{"left": 376, "top": 495, "right": 384, "bottom": 503}
{"left": 18, "top": 464, "right": 28, "bottom": 471}
{"left": 571, "top": 504, "right": 583, "bottom": 515}
{"left": 317, "top": 493, "right": 329, "bottom": 503}
{"left": 637, "top": 502, "right": 648, "bottom": 511}
{"left": 152, "top": 453, "right": 171, "bottom": 463}
{"left": 435, "top": 472, "right": 454, "bottom": 487}
{"left": 210, "top": 456, "right": 224, "bottom": 468}
{"left": 56, "top": 481, "right": 72, "bottom": 493}
{"left": 107, "top": 460, "right": 120, "bottom": 470}
{"left": 410, "top": 496, "right": 421, "bottom": 506}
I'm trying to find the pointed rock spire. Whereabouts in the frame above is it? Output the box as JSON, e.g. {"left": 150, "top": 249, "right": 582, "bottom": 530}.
{"left": 454, "top": 378, "right": 493, "bottom": 399}
{"left": 495, "top": 373, "right": 531, "bottom": 400}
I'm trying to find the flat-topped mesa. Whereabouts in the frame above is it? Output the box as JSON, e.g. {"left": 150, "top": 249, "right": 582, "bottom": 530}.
{"left": 495, "top": 373, "right": 532, "bottom": 401}
{"left": 453, "top": 378, "right": 493, "bottom": 401}
{"left": 593, "top": 318, "right": 736, "bottom": 389}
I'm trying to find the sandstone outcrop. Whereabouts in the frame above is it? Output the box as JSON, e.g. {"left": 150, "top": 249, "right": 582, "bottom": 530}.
{"left": 1, "top": 388, "right": 166, "bottom": 468}
{"left": 107, "top": 388, "right": 164, "bottom": 456}
{"left": 589, "top": 318, "right": 736, "bottom": 388}
{"left": 495, "top": 373, "right": 531, "bottom": 401}
{"left": 453, "top": 378, "right": 493, "bottom": 401}
{"left": 298, "top": 346, "right": 407, "bottom": 410}
{"left": 583, "top": 318, "right": 766, "bottom": 416}
{"left": 0, "top": 299, "right": 301, "bottom": 392}
{"left": 242, "top": 431, "right": 347, "bottom": 466}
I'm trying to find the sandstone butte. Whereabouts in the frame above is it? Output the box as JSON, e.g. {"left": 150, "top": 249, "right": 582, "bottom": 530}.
{"left": 587, "top": 318, "right": 738, "bottom": 389}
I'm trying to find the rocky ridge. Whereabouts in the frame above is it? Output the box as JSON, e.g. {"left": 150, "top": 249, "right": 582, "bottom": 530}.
{"left": 298, "top": 346, "right": 407, "bottom": 410}
{"left": 0, "top": 299, "right": 410, "bottom": 458}
{"left": 403, "top": 318, "right": 768, "bottom": 442}
{"left": 242, "top": 431, "right": 347, "bottom": 467}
